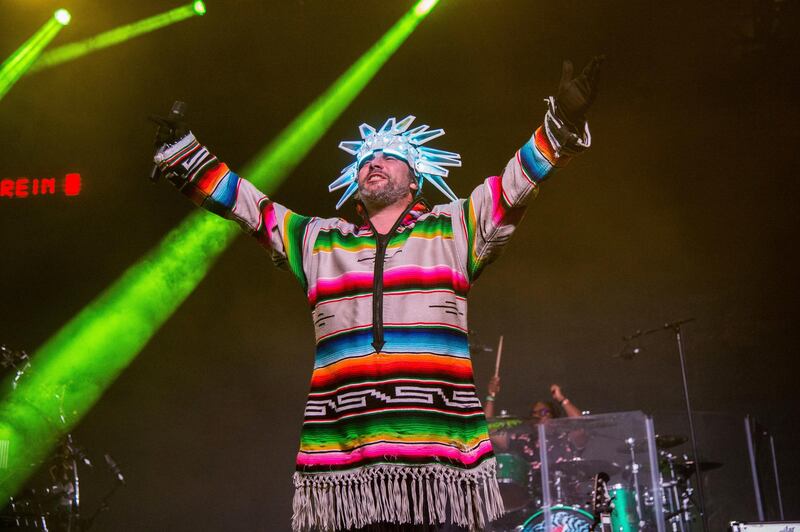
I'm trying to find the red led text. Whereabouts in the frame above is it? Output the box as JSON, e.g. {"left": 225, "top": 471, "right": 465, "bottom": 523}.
{"left": 0, "top": 173, "right": 81, "bottom": 199}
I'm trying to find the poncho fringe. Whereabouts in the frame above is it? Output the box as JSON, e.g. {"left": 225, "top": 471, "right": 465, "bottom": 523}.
{"left": 292, "top": 459, "right": 504, "bottom": 531}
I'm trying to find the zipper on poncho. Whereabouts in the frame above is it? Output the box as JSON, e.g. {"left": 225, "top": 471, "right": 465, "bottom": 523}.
{"left": 368, "top": 201, "right": 416, "bottom": 353}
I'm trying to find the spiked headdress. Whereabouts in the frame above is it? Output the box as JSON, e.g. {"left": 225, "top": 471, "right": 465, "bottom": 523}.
{"left": 328, "top": 116, "right": 462, "bottom": 209}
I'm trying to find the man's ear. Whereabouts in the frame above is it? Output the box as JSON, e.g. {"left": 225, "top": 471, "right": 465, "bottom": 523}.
{"left": 409, "top": 172, "right": 419, "bottom": 191}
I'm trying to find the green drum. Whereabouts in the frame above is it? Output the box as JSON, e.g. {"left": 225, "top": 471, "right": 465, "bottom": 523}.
{"left": 609, "top": 483, "right": 639, "bottom": 532}
{"left": 495, "top": 452, "right": 530, "bottom": 512}
{"left": 520, "top": 505, "right": 594, "bottom": 531}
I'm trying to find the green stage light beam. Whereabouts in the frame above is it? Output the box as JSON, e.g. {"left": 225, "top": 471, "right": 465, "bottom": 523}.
{"left": 0, "top": 10, "right": 70, "bottom": 101}
{"left": 29, "top": 1, "right": 206, "bottom": 74}
{"left": 0, "top": 0, "right": 440, "bottom": 500}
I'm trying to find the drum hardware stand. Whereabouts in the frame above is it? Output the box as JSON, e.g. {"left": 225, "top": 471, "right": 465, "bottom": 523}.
{"left": 1, "top": 344, "right": 32, "bottom": 389}
{"left": 51, "top": 385, "right": 84, "bottom": 531}
{"left": 660, "top": 452, "right": 689, "bottom": 532}
{"left": 42, "top": 433, "right": 91, "bottom": 532}
{"left": 680, "top": 486, "right": 695, "bottom": 525}
{"left": 620, "top": 318, "right": 708, "bottom": 531}
{"left": 623, "top": 437, "right": 645, "bottom": 528}
{"left": 677, "top": 454, "right": 700, "bottom": 528}
{"left": 662, "top": 489, "right": 695, "bottom": 532}
{"left": 6, "top": 434, "right": 124, "bottom": 532}
{"left": 553, "top": 470, "right": 566, "bottom": 505}
{"left": 4, "top": 494, "right": 50, "bottom": 530}
{"left": 83, "top": 455, "right": 125, "bottom": 531}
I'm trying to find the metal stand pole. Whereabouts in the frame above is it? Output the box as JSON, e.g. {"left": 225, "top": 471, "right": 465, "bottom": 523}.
{"left": 671, "top": 324, "right": 708, "bottom": 532}
{"left": 769, "top": 435, "right": 785, "bottom": 520}
{"left": 65, "top": 434, "right": 82, "bottom": 532}
{"left": 744, "top": 415, "right": 764, "bottom": 521}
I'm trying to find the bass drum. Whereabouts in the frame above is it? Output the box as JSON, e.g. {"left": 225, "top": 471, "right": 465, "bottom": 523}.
{"left": 519, "top": 505, "right": 594, "bottom": 532}
{"left": 495, "top": 453, "right": 531, "bottom": 512}
{"left": 608, "top": 483, "right": 639, "bottom": 532}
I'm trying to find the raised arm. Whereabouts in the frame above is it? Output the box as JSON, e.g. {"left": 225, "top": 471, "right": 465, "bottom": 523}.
{"left": 484, "top": 375, "right": 501, "bottom": 418}
{"left": 550, "top": 384, "right": 582, "bottom": 418}
{"left": 457, "top": 56, "right": 603, "bottom": 282}
{"left": 154, "top": 133, "right": 316, "bottom": 288}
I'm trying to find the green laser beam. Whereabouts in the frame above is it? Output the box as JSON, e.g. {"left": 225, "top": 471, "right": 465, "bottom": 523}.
{"left": 245, "top": 0, "right": 440, "bottom": 188}
{"left": 29, "top": 2, "right": 205, "bottom": 74}
{"left": 0, "top": 11, "right": 68, "bottom": 101}
{"left": 0, "top": 0, "right": 439, "bottom": 500}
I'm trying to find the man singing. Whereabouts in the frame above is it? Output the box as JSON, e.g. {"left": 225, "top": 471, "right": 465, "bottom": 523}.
{"left": 152, "top": 57, "right": 602, "bottom": 531}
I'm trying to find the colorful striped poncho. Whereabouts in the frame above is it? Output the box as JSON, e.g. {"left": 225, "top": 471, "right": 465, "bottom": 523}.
{"left": 156, "top": 124, "right": 568, "bottom": 531}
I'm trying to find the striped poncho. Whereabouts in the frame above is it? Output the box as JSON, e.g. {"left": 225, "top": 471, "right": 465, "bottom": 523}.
{"left": 156, "top": 124, "right": 567, "bottom": 530}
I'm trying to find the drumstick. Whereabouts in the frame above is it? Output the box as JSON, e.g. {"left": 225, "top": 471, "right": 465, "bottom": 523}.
{"left": 493, "top": 335, "right": 504, "bottom": 377}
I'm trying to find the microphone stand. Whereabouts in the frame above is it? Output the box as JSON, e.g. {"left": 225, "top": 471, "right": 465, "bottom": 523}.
{"left": 621, "top": 318, "right": 709, "bottom": 532}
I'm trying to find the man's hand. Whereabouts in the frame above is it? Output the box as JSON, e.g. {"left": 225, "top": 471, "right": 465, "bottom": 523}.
{"left": 488, "top": 376, "right": 501, "bottom": 397}
{"left": 555, "top": 55, "right": 605, "bottom": 126}
{"left": 550, "top": 383, "right": 565, "bottom": 403}
{"left": 148, "top": 101, "right": 189, "bottom": 150}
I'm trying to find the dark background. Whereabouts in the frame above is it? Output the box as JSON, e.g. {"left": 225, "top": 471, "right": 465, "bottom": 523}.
{"left": 1, "top": 0, "right": 798, "bottom": 530}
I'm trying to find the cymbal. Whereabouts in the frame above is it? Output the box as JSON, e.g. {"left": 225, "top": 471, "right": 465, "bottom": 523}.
{"left": 539, "top": 415, "right": 618, "bottom": 429}
{"left": 675, "top": 460, "right": 723, "bottom": 476}
{"left": 487, "top": 414, "right": 529, "bottom": 433}
{"left": 488, "top": 411, "right": 522, "bottom": 420}
{"left": 552, "top": 458, "right": 621, "bottom": 477}
{"left": 655, "top": 435, "right": 687, "bottom": 449}
{"left": 617, "top": 434, "right": 688, "bottom": 453}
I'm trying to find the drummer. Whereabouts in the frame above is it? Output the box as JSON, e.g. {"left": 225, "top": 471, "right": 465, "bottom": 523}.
{"left": 484, "top": 378, "right": 587, "bottom": 457}
{"left": 485, "top": 379, "right": 582, "bottom": 421}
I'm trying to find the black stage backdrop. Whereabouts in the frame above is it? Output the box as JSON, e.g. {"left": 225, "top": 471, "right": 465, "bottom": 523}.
{"left": 1, "top": 1, "right": 798, "bottom": 530}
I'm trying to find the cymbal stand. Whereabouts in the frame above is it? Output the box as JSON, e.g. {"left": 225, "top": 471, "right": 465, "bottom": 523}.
{"left": 621, "top": 318, "right": 708, "bottom": 531}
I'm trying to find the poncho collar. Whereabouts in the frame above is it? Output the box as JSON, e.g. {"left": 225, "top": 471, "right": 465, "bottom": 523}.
{"left": 355, "top": 198, "right": 431, "bottom": 234}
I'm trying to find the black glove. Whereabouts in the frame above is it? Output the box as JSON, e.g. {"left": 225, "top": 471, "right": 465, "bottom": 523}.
{"left": 555, "top": 55, "right": 604, "bottom": 126}
{"left": 148, "top": 101, "right": 189, "bottom": 182}
{"left": 148, "top": 101, "right": 189, "bottom": 148}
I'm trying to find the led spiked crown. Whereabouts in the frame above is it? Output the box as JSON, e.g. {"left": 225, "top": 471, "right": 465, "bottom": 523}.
{"left": 328, "top": 115, "right": 462, "bottom": 209}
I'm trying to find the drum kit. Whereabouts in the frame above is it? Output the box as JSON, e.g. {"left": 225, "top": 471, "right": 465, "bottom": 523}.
{"left": 0, "top": 344, "right": 125, "bottom": 531}
{"left": 487, "top": 411, "right": 719, "bottom": 532}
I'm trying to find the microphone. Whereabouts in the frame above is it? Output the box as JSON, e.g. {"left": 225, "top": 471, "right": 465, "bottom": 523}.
{"left": 613, "top": 328, "right": 645, "bottom": 360}
{"left": 105, "top": 453, "right": 126, "bottom": 485}
{"left": 613, "top": 318, "right": 695, "bottom": 359}
{"left": 73, "top": 446, "right": 93, "bottom": 468}
{"left": 614, "top": 344, "right": 643, "bottom": 360}
{"left": 149, "top": 100, "right": 188, "bottom": 182}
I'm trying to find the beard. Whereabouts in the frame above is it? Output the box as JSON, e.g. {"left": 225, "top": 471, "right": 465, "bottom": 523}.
{"left": 359, "top": 175, "right": 415, "bottom": 208}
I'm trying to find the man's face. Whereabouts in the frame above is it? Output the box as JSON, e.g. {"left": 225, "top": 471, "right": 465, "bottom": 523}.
{"left": 357, "top": 151, "right": 417, "bottom": 208}
{"left": 530, "top": 401, "right": 554, "bottom": 422}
